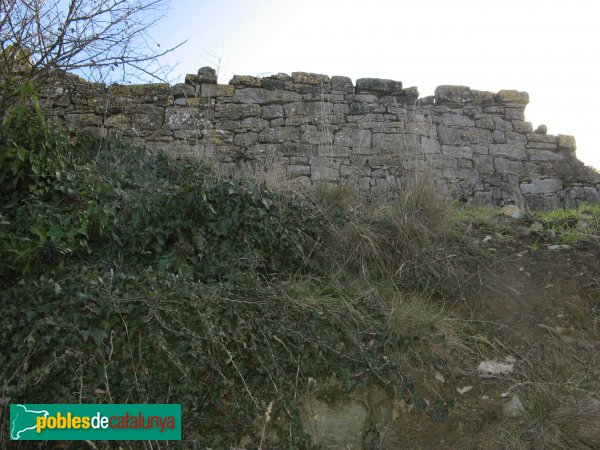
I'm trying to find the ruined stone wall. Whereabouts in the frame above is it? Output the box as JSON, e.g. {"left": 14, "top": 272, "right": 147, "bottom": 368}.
{"left": 41, "top": 67, "right": 600, "bottom": 209}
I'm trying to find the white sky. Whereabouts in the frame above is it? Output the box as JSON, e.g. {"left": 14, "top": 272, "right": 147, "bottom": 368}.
{"left": 153, "top": 0, "right": 600, "bottom": 169}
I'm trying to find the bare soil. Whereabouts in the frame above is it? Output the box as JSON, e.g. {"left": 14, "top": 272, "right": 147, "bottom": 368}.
{"left": 385, "top": 240, "right": 600, "bottom": 449}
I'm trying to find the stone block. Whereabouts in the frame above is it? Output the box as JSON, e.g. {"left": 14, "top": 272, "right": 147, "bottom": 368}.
{"left": 435, "top": 85, "right": 473, "bottom": 104}
{"left": 233, "top": 87, "right": 302, "bottom": 105}
{"left": 240, "top": 117, "right": 269, "bottom": 131}
{"left": 473, "top": 154, "right": 494, "bottom": 173}
{"left": 475, "top": 116, "right": 495, "bottom": 130}
{"left": 262, "top": 104, "right": 284, "bottom": 119}
{"left": 489, "top": 143, "right": 526, "bottom": 160}
{"left": 171, "top": 83, "right": 196, "bottom": 99}
{"left": 214, "top": 103, "right": 260, "bottom": 119}
{"left": 420, "top": 136, "right": 441, "bottom": 154}
{"left": 493, "top": 117, "right": 513, "bottom": 131}
{"left": 311, "top": 166, "right": 339, "bottom": 182}
{"left": 527, "top": 133, "right": 557, "bottom": 143}
{"left": 471, "top": 90, "right": 495, "bottom": 105}
{"left": 520, "top": 178, "right": 563, "bottom": 194}
{"left": 441, "top": 145, "right": 472, "bottom": 158}
{"left": 441, "top": 113, "right": 475, "bottom": 127}
{"left": 557, "top": 134, "right": 576, "bottom": 152}
{"left": 334, "top": 128, "right": 371, "bottom": 148}
{"left": 165, "top": 107, "right": 205, "bottom": 130}
{"left": 258, "top": 126, "right": 300, "bottom": 143}
{"left": 198, "top": 67, "right": 217, "bottom": 84}
{"left": 292, "top": 72, "right": 331, "bottom": 85}
{"left": 528, "top": 149, "right": 567, "bottom": 161}
{"left": 356, "top": 78, "right": 403, "bottom": 95}
{"left": 495, "top": 90, "right": 529, "bottom": 105}
{"left": 287, "top": 165, "right": 311, "bottom": 177}
{"left": 513, "top": 120, "right": 533, "bottom": 133}
{"left": 233, "top": 132, "right": 258, "bottom": 147}
{"left": 495, "top": 157, "right": 525, "bottom": 175}
{"left": 584, "top": 186, "right": 600, "bottom": 204}
{"left": 200, "top": 84, "right": 218, "bottom": 98}
{"left": 331, "top": 76, "right": 354, "bottom": 93}
{"left": 229, "top": 75, "right": 262, "bottom": 87}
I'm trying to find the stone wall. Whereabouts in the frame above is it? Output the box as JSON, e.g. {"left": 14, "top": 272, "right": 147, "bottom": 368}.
{"left": 41, "top": 67, "right": 600, "bottom": 209}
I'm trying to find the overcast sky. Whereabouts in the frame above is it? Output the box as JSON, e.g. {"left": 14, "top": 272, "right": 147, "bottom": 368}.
{"left": 153, "top": 0, "right": 600, "bottom": 169}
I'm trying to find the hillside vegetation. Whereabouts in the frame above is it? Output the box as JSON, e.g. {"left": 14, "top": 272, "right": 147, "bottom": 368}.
{"left": 1, "top": 87, "right": 600, "bottom": 449}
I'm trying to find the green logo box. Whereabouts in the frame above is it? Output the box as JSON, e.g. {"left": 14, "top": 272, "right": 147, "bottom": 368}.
{"left": 10, "top": 404, "right": 181, "bottom": 441}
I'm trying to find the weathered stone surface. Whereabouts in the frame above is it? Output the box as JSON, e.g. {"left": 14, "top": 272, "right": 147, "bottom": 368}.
{"left": 442, "top": 145, "right": 472, "bottom": 158}
{"left": 165, "top": 108, "right": 205, "bottom": 130}
{"left": 258, "top": 126, "right": 300, "bottom": 143}
{"left": 496, "top": 90, "right": 529, "bottom": 105}
{"left": 229, "top": 75, "right": 262, "bottom": 87}
{"left": 262, "top": 104, "right": 284, "bottom": 119}
{"left": 471, "top": 90, "right": 495, "bottom": 105}
{"left": 442, "top": 113, "right": 475, "bottom": 127}
{"left": 489, "top": 143, "right": 526, "bottom": 160}
{"left": 331, "top": 76, "right": 354, "bottom": 93}
{"left": 495, "top": 157, "right": 525, "bottom": 175}
{"left": 234, "top": 87, "right": 301, "bottom": 105}
{"left": 520, "top": 178, "right": 563, "bottom": 194}
{"left": 513, "top": 120, "right": 533, "bottom": 133}
{"left": 292, "top": 72, "right": 330, "bottom": 85}
{"left": 475, "top": 116, "right": 495, "bottom": 130}
{"left": 334, "top": 128, "right": 371, "bottom": 148}
{"left": 214, "top": 103, "right": 260, "bottom": 119}
{"left": 171, "top": 83, "right": 196, "bottom": 99}
{"left": 557, "top": 134, "right": 576, "bottom": 152}
{"left": 287, "top": 165, "right": 311, "bottom": 177}
{"left": 356, "top": 78, "right": 403, "bottom": 95}
{"left": 198, "top": 66, "right": 217, "bottom": 84}
{"left": 435, "top": 85, "right": 473, "bottom": 104}
{"left": 528, "top": 149, "right": 566, "bottom": 161}
{"left": 300, "top": 397, "right": 368, "bottom": 450}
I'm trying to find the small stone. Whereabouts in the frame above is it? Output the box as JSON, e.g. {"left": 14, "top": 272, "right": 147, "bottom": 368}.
{"left": 503, "top": 395, "right": 525, "bottom": 418}
{"left": 477, "top": 360, "right": 514, "bottom": 375}
{"left": 434, "top": 371, "right": 446, "bottom": 384}
{"left": 534, "top": 124, "right": 548, "bottom": 135}
{"left": 576, "top": 220, "right": 590, "bottom": 232}
{"left": 456, "top": 386, "right": 473, "bottom": 395}
{"left": 547, "top": 244, "right": 571, "bottom": 250}
{"left": 198, "top": 66, "right": 217, "bottom": 84}
{"left": 530, "top": 222, "right": 544, "bottom": 231}
{"left": 501, "top": 204, "right": 522, "bottom": 220}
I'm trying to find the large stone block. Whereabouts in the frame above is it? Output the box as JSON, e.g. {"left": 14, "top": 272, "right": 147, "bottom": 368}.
{"left": 489, "top": 143, "right": 526, "bottom": 160}
{"left": 441, "top": 113, "right": 475, "bottom": 127}
{"left": 214, "top": 103, "right": 260, "bottom": 119}
{"left": 495, "top": 90, "right": 529, "bottom": 105}
{"left": 233, "top": 87, "right": 302, "bottom": 105}
{"left": 356, "top": 78, "right": 403, "bottom": 95}
{"left": 311, "top": 166, "right": 340, "bottom": 182}
{"left": 165, "top": 107, "right": 205, "bottom": 130}
{"left": 494, "top": 157, "right": 525, "bottom": 175}
{"left": 292, "top": 72, "right": 331, "bottom": 85}
{"left": 334, "top": 128, "right": 372, "bottom": 148}
{"left": 435, "top": 85, "right": 473, "bottom": 105}
{"left": 331, "top": 76, "right": 354, "bottom": 93}
{"left": 557, "top": 134, "right": 576, "bottom": 152}
{"left": 520, "top": 178, "right": 563, "bottom": 194}
{"left": 258, "top": 126, "right": 300, "bottom": 143}
{"left": 442, "top": 145, "right": 472, "bottom": 158}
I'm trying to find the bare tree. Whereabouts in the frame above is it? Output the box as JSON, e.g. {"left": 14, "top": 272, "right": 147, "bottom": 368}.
{"left": 0, "top": 0, "right": 185, "bottom": 94}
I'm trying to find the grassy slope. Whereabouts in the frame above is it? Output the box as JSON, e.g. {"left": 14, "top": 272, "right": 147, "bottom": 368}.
{"left": 1, "top": 100, "right": 600, "bottom": 449}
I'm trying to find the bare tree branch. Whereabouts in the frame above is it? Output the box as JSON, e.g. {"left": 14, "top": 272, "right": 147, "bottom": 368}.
{"left": 0, "top": 0, "right": 186, "bottom": 108}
